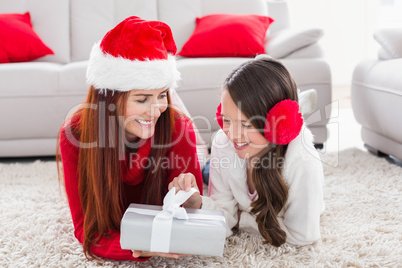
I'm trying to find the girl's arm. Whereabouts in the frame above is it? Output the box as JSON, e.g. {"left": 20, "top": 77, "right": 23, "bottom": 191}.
{"left": 59, "top": 125, "right": 146, "bottom": 261}
{"left": 201, "top": 132, "right": 239, "bottom": 237}
{"left": 236, "top": 159, "right": 325, "bottom": 246}
{"left": 278, "top": 159, "right": 325, "bottom": 246}
{"left": 238, "top": 211, "right": 260, "bottom": 235}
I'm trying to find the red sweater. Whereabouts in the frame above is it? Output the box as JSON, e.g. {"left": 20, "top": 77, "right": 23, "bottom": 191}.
{"left": 59, "top": 114, "right": 203, "bottom": 261}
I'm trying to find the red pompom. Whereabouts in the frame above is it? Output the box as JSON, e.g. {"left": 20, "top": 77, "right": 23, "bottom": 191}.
{"left": 216, "top": 103, "right": 223, "bottom": 129}
{"left": 264, "top": 100, "right": 303, "bottom": 145}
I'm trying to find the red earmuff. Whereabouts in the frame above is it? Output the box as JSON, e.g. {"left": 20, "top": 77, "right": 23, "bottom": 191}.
{"left": 216, "top": 100, "right": 303, "bottom": 145}
{"left": 264, "top": 99, "right": 303, "bottom": 145}
{"left": 216, "top": 103, "right": 223, "bottom": 129}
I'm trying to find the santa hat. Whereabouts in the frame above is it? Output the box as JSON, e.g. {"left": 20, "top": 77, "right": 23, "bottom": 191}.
{"left": 86, "top": 16, "right": 181, "bottom": 92}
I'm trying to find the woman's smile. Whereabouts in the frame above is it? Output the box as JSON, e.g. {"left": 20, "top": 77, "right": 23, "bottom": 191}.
{"left": 134, "top": 118, "right": 155, "bottom": 127}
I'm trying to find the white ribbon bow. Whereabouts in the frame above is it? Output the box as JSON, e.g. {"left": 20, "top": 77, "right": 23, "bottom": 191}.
{"left": 150, "top": 187, "right": 198, "bottom": 252}
{"left": 156, "top": 186, "right": 197, "bottom": 220}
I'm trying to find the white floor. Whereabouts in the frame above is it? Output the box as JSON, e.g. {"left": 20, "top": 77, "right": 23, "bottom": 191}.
{"left": 325, "top": 107, "right": 364, "bottom": 153}
{"left": 325, "top": 85, "right": 365, "bottom": 153}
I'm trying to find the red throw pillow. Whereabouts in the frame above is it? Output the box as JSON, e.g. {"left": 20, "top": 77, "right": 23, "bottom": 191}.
{"left": 0, "top": 12, "right": 54, "bottom": 63}
{"left": 178, "top": 14, "right": 274, "bottom": 58}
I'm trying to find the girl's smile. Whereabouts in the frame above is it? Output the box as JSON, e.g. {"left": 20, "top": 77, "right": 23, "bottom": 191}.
{"left": 220, "top": 89, "right": 270, "bottom": 159}
{"left": 233, "top": 141, "right": 250, "bottom": 150}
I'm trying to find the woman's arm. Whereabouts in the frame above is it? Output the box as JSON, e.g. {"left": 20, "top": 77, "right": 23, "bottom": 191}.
{"left": 59, "top": 124, "right": 146, "bottom": 261}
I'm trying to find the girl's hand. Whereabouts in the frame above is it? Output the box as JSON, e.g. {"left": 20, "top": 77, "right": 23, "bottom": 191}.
{"left": 132, "top": 250, "right": 191, "bottom": 259}
{"left": 168, "top": 173, "right": 202, "bottom": 209}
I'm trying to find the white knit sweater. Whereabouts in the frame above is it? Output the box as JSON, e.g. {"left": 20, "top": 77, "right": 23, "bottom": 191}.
{"left": 202, "top": 126, "right": 325, "bottom": 246}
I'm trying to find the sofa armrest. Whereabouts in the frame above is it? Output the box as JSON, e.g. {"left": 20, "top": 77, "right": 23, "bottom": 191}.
{"left": 283, "top": 43, "right": 323, "bottom": 59}
{"left": 264, "top": 27, "right": 324, "bottom": 59}
{"left": 378, "top": 48, "right": 393, "bottom": 60}
{"left": 374, "top": 28, "right": 402, "bottom": 60}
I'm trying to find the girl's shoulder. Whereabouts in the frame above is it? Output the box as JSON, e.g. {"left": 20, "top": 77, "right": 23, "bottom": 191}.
{"left": 282, "top": 125, "right": 323, "bottom": 185}
{"left": 286, "top": 125, "right": 320, "bottom": 165}
{"left": 212, "top": 129, "right": 229, "bottom": 144}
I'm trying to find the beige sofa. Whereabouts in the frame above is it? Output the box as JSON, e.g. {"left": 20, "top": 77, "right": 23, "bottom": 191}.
{"left": 0, "top": 0, "right": 332, "bottom": 158}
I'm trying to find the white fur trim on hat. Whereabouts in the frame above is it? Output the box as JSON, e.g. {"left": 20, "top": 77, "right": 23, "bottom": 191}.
{"left": 86, "top": 42, "right": 181, "bottom": 92}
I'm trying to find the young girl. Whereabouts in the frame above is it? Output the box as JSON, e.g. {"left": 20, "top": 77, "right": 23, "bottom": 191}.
{"left": 57, "top": 17, "right": 203, "bottom": 261}
{"left": 175, "top": 55, "right": 325, "bottom": 246}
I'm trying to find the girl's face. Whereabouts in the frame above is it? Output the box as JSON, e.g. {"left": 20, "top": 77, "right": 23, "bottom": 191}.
{"left": 221, "top": 89, "right": 270, "bottom": 159}
{"left": 123, "top": 88, "right": 168, "bottom": 141}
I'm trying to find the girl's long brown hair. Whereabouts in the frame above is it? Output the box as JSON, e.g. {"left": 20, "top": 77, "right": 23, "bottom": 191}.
{"left": 225, "top": 57, "right": 298, "bottom": 247}
{"left": 56, "top": 86, "right": 175, "bottom": 259}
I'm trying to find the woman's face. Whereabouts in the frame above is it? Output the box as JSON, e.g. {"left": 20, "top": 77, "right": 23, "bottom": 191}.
{"left": 220, "top": 89, "right": 270, "bottom": 159}
{"left": 123, "top": 88, "right": 168, "bottom": 141}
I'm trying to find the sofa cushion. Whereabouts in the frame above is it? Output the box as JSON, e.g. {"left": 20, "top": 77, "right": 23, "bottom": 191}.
{"left": 265, "top": 27, "right": 323, "bottom": 59}
{"left": 374, "top": 28, "right": 402, "bottom": 59}
{"left": 0, "top": 0, "right": 70, "bottom": 64}
{"left": 70, "top": 0, "right": 158, "bottom": 62}
{"left": 176, "top": 57, "right": 251, "bottom": 91}
{"left": 178, "top": 14, "right": 273, "bottom": 57}
{"left": 0, "top": 12, "right": 54, "bottom": 63}
{"left": 0, "top": 94, "right": 85, "bottom": 140}
{"left": 0, "top": 62, "right": 60, "bottom": 97}
{"left": 264, "top": 1, "right": 290, "bottom": 34}
{"left": 59, "top": 61, "right": 89, "bottom": 94}
{"left": 159, "top": 0, "right": 269, "bottom": 52}
{"left": 282, "top": 58, "right": 331, "bottom": 88}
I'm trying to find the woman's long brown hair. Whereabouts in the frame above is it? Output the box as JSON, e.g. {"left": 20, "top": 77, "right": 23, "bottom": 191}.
{"left": 56, "top": 86, "right": 175, "bottom": 259}
{"left": 225, "top": 57, "right": 298, "bottom": 247}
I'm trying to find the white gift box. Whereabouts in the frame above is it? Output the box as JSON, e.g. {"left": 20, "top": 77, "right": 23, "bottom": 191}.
{"left": 120, "top": 188, "right": 226, "bottom": 257}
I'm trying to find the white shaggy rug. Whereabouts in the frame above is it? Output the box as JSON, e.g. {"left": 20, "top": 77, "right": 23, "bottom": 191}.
{"left": 0, "top": 148, "right": 401, "bottom": 267}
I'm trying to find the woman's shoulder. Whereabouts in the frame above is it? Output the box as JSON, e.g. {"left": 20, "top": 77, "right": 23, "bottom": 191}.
{"left": 59, "top": 113, "right": 81, "bottom": 149}
{"left": 171, "top": 111, "right": 194, "bottom": 139}
{"left": 173, "top": 111, "right": 192, "bottom": 127}
{"left": 60, "top": 113, "right": 81, "bottom": 133}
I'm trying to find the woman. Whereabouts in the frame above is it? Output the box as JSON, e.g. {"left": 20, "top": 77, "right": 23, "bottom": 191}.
{"left": 57, "top": 17, "right": 203, "bottom": 261}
